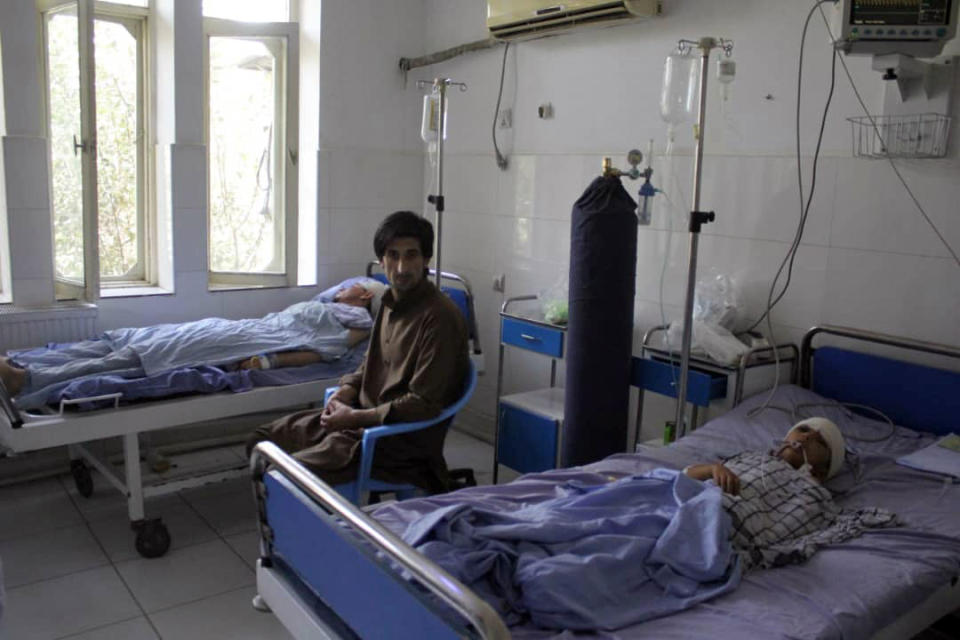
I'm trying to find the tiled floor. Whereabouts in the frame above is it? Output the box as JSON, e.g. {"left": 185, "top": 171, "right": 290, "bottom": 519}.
{"left": 0, "top": 429, "right": 497, "bottom": 640}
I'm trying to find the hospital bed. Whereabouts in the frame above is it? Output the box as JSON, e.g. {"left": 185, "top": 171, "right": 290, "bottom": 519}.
{"left": 251, "top": 324, "right": 960, "bottom": 639}
{"left": 0, "top": 269, "right": 481, "bottom": 558}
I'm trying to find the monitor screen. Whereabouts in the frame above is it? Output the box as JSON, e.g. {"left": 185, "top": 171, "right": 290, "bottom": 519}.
{"left": 850, "top": 0, "right": 953, "bottom": 26}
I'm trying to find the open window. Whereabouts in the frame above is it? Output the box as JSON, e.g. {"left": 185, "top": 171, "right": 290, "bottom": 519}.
{"left": 204, "top": 9, "right": 299, "bottom": 289}
{"left": 40, "top": 0, "right": 152, "bottom": 301}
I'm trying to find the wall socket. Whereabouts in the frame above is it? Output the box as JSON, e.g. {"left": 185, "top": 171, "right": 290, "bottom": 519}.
{"left": 492, "top": 273, "right": 505, "bottom": 292}
{"left": 498, "top": 108, "right": 512, "bottom": 129}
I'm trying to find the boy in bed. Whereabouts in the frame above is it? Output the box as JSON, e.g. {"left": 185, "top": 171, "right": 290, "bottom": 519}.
{"left": 247, "top": 211, "right": 470, "bottom": 495}
{"left": 0, "top": 281, "right": 384, "bottom": 404}
{"left": 684, "top": 417, "right": 897, "bottom": 569}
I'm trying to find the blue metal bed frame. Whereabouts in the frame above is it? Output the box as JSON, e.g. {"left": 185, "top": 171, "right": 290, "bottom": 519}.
{"left": 251, "top": 325, "right": 960, "bottom": 639}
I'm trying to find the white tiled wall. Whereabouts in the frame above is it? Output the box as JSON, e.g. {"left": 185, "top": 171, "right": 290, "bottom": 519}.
{"left": 423, "top": 0, "right": 960, "bottom": 442}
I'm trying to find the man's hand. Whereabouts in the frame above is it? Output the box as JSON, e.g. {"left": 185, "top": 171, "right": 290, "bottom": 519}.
{"left": 320, "top": 399, "right": 358, "bottom": 431}
{"left": 710, "top": 463, "right": 741, "bottom": 496}
{"left": 328, "top": 385, "right": 358, "bottom": 408}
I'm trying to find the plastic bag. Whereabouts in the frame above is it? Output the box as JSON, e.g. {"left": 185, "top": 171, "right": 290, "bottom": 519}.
{"left": 539, "top": 275, "right": 568, "bottom": 325}
{"left": 692, "top": 271, "right": 740, "bottom": 330}
{"left": 666, "top": 271, "right": 748, "bottom": 365}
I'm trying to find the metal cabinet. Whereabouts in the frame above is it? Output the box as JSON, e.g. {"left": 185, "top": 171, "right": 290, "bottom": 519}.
{"left": 631, "top": 324, "right": 799, "bottom": 443}
{"left": 493, "top": 295, "right": 566, "bottom": 482}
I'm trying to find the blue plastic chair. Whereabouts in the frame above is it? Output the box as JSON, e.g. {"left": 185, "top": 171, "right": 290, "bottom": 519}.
{"left": 324, "top": 360, "right": 477, "bottom": 506}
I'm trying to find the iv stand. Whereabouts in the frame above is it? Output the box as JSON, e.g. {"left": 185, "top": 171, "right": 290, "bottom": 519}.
{"left": 673, "top": 37, "right": 732, "bottom": 438}
{"left": 418, "top": 78, "right": 467, "bottom": 288}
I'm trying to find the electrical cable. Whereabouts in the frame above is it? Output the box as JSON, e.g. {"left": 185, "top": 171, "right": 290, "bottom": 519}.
{"left": 657, "top": 150, "right": 692, "bottom": 425}
{"left": 492, "top": 42, "right": 510, "bottom": 170}
{"left": 746, "top": 0, "right": 835, "bottom": 335}
{"left": 816, "top": 5, "right": 960, "bottom": 268}
{"left": 748, "top": 0, "right": 838, "bottom": 419}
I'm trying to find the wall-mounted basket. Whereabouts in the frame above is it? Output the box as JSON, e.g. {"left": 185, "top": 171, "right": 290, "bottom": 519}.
{"left": 848, "top": 113, "right": 951, "bottom": 159}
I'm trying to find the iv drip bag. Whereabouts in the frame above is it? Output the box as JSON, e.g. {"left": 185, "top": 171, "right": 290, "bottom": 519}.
{"left": 659, "top": 52, "right": 699, "bottom": 127}
{"left": 421, "top": 92, "right": 447, "bottom": 143}
{"left": 717, "top": 58, "right": 736, "bottom": 102}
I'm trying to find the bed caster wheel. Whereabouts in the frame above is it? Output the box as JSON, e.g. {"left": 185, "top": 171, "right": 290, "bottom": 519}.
{"left": 134, "top": 519, "right": 171, "bottom": 558}
{"left": 70, "top": 460, "right": 94, "bottom": 498}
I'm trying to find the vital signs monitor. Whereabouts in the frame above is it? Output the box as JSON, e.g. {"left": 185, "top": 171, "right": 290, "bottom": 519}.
{"left": 834, "top": 0, "right": 958, "bottom": 56}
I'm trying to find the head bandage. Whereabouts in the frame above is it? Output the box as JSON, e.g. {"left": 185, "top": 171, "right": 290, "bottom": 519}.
{"left": 788, "top": 417, "right": 846, "bottom": 480}
{"left": 361, "top": 280, "right": 387, "bottom": 319}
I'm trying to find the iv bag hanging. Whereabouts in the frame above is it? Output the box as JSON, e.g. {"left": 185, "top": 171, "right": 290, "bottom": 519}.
{"left": 421, "top": 92, "right": 448, "bottom": 143}
{"left": 716, "top": 58, "right": 736, "bottom": 102}
{"left": 659, "top": 51, "right": 699, "bottom": 126}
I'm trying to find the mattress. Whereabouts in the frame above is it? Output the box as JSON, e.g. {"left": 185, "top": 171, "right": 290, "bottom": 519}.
{"left": 372, "top": 384, "right": 960, "bottom": 639}
{"left": 14, "top": 340, "right": 366, "bottom": 412}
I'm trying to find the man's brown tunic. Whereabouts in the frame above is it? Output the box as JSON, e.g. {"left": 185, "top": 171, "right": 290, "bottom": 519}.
{"left": 251, "top": 277, "right": 468, "bottom": 492}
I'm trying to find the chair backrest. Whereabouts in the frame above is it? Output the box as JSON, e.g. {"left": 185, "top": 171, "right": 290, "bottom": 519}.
{"left": 437, "top": 359, "right": 478, "bottom": 422}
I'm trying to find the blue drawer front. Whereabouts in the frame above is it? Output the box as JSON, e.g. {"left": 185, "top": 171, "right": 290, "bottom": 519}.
{"left": 498, "top": 404, "right": 558, "bottom": 473}
{"left": 630, "top": 357, "right": 727, "bottom": 407}
{"left": 501, "top": 317, "right": 564, "bottom": 358}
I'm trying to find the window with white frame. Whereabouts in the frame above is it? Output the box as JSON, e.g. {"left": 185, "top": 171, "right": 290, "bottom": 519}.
{"left": 204, "top": 1, "right": 299, "bottom": 288}
{"left": 40, "top": 0, "right": 152, "bottom": 301}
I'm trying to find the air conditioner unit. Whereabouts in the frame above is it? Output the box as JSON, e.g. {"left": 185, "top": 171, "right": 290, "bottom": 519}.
{"left": 487, "top": 0, "right": 662, "bottom": 42}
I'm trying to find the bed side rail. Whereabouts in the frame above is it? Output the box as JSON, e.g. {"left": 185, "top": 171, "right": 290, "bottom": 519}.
{"left": 0, "top": 378, "right": 23, "bottom": 430}
{"left": 251, "top": 442, "right": 510, "bottom": 640}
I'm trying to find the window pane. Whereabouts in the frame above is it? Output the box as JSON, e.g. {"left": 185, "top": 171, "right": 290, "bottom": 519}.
{"left": 47, "top": 12, "right": 85, "bottom": 284}
{"left": 203, "top": 0, "right": 289, "bottom": 22}
{"left": 104, "top": 0, "right": 148, "bottom": 7}
{"left": 95, "top": 18, "right": 140, "bottom": 279}
{"left": 208, "top": 37, "right": 284, "bottom": 273}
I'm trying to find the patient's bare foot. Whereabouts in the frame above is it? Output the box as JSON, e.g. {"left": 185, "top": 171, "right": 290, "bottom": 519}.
{"left": 0, "top": 357, "right": 26, "bottom": 396}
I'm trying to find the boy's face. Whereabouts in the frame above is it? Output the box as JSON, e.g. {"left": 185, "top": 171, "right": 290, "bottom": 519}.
{"left": 779, "top": 424, "right": 831, "bottom": 481}
{"left": 380, "top": 237, "right": 427, "bottom": 296}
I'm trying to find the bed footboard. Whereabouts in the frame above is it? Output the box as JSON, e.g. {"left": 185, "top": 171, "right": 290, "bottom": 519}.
{"left": 250, "top": 442, "right": 509, "bottom": 640}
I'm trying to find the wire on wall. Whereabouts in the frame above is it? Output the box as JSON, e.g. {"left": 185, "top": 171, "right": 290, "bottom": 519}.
{"left": 747, "top": 0, "right": 838, "bottom": 335}
{"left": 492, "top": 42, "right": 511, "bottom": 170}
{"left": 747, "top": 0, "right": 839, "bottom": 419}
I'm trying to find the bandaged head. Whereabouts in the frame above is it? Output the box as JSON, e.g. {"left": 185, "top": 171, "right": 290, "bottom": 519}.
{"left": 787, "top": 417, "right": 845, "bottom": 480}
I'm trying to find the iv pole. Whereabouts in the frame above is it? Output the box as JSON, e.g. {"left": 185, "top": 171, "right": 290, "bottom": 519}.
{"left": 673, "top": 37, "right": 732, "bottom": 437}
{"left": 418, "top": 78, "right": 467, "bottom": 288}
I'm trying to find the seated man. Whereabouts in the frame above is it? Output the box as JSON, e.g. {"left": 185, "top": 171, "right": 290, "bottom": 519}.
{"left": 248, "top": 210, "right": 469, "bottom": 494}
{"left": 0, "top": 281, "right": 384, "bottom": 406}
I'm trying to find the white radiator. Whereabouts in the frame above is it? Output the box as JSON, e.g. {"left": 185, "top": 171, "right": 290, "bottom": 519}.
{"left": 0, "top": 304, "right": 98, "bottom": 352}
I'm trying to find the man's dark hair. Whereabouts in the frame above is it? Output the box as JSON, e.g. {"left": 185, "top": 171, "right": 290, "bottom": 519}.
{"left": 373, "top": 211, "right": 434, "bottom": 260}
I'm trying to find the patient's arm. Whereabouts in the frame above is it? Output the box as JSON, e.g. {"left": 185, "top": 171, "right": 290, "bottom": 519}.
{"left": 685, "top": 462, "right": 741, "bottom": 495}
{"left": 237, "top": 329, "right": 369, "bottom": 371}
{"left": 237, "top": 351, "right": 323, "bottom": 370}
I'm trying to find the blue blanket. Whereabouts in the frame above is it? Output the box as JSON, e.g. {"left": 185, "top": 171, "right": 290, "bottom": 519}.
{"left": 399, "top": 469, "right": 740, "bottom": 630}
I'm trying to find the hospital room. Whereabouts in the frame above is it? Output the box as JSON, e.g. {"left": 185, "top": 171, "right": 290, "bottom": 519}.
{"left": 0, "top": 0, "right": 959, "bottom": 637}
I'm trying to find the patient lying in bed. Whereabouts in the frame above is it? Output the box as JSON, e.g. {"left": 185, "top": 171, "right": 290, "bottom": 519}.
{"left": 684, "top": 417, "right": 898, "bottom": 570}
{"left": 390, "top": 417, "right": 898, "bottom": 631}
{"left": 0, "top": 280, "right": 386, "bottom": 407}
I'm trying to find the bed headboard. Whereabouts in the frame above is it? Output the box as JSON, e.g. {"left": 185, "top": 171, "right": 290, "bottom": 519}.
{"left": 801, "top": 326, "right": 960, "bottom": 436}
